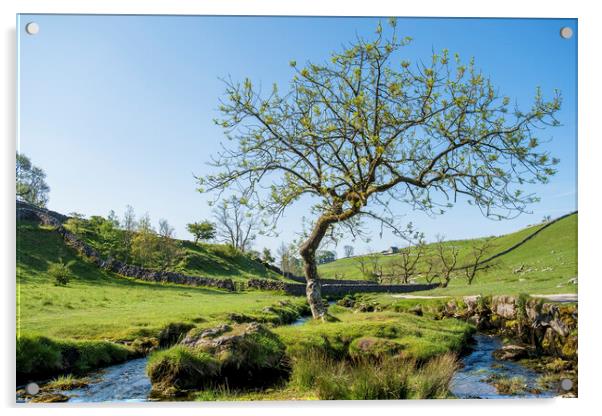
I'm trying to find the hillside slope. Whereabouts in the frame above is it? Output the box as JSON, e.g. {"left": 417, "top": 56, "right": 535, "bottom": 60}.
{"left": 16, "top": 220, "right": 292, "bottom": 341}
{"left": 318, "top": 213, "right": 577, "bottom": 296}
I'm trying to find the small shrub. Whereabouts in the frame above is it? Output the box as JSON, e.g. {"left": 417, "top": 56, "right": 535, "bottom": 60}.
{"left": 48, "top": 260, "right": 73, "bottom": 286}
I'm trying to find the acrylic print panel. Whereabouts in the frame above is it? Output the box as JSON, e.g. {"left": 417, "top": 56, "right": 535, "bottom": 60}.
{"left": 16, "top": 14, "right": 577, "bottom": 403}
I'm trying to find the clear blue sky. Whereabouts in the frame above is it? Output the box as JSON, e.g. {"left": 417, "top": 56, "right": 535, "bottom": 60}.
{"left": 17, "top": 15, "right": 577, "bottom": 256}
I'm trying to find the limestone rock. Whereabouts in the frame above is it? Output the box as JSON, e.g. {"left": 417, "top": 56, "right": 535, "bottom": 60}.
{"left": 491, "top": 295, "right": 516, "bottom": 319}
{"left": 493, "top": 344, "right": 530, "bottom": 361}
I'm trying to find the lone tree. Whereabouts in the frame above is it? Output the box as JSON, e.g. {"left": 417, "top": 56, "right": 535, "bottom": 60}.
{"left": 213, "top": 196, "right": 261, "bottom": 252}
{"left": 16, "top": 152, "right": 50, "bottom": 207}
{"left": 199, "top": 20, "right": 561, "bottom": 318}
{"left": 187, "top": 220, "right": 216, "bottom": 243}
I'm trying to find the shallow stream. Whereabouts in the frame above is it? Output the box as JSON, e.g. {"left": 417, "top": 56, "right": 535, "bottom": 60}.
{"left": 19, "top": 329, "right": 556, "bottom": 402}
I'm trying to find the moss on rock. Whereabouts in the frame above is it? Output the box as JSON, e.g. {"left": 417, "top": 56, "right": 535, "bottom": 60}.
{"left": 349, "top": 336, "right": 404, "bottom": 360}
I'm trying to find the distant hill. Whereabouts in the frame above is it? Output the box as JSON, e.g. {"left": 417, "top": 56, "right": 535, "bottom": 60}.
{"left": 318, "top": 213, "right": 577, "bottom": 296}
{"left": 16, "top": 203, "right": 285, "bottom": 283}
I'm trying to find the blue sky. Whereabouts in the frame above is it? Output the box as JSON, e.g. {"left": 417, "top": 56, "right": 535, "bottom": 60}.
{"left": 17, "top": 15, "right": 577, "bottom": 256}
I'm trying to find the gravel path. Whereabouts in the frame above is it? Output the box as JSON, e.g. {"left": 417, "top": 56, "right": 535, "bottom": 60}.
{"left": 391, "top": 293, "right": 577, "bottom": 302}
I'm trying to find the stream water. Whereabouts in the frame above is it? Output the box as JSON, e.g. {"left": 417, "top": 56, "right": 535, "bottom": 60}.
{"left": 18, "top": 329, "right": 555, "bottom": 402}
{"left": 450, "top": 334, "right": 555, "bottom": 399}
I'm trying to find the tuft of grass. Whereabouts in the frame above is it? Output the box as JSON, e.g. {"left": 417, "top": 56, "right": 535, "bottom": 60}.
{"left": 411, "top": 352, "right": 459, "bottom": 399}
{"left": 44, "top": 374, "right": 88, "bottom": 391}
{"left": 290, "top": 348, "right": 458, "bottom": 400}
{"left": 487, "top": 375, "right": 528, "bottom": 395}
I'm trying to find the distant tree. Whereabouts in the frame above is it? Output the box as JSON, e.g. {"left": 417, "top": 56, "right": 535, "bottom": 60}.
{"left": 422, "top": 256, "right": 440, "bottom": 284}
{"left": 464, "top": 239, "right": 495, "bottom": 285}
{"left": 316, "top": 250, "right": 337, "bottom": 265}
{"left": 16, "top": 152, "right": 50, "bottom": 207}
{"left": 107, "top": 210, "right": 120, "bottom": 228}
{"left": 390, "top": 223, "right": 426, "bottom": 284}
{"left": 186, "top": 221, "right": 216, "bottom": 244}
{"left": 48, "top": 259, "right": 73, "bottom": 286}
{"left": 343, "top": 245, "right": 354, "bottom": 258}
{"left": 131, "top": 213, "right": 158, "bottom": 267}
{"left": 65, "top": 212, "right": 86, "bottom": 236}
{"left": 157, "top": 219, "right": 181, "bottom": 270}
{"left": 433, "top": 235, "right": 459, "bottom": 288}
{"left": 122, "top": 205, "right": 137, "bottom": 263}
{"left": 88, "top": 214, "right": 121, "bottom": 258}
{"left": 261, "top": 247, "right": 275, "bottom": 264}
{"left": 354, "top": 252, "right": 382, "bottom": 282}
{"left": 200, "top": 20, "right": 561, "bottom": 317}
{"left": 277, "top": 242, "right": 303, "bottom": 276}
{"left": 214, "top": 197, "right": 259, "bottom": 252}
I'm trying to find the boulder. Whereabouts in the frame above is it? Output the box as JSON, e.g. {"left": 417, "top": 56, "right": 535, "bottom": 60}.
{"left": 181, "top": 323, "right": 286, "bottom": 375}
{"left": 493, "top": 344, "right": 530, "bottom": 361}
{"left": 491, "top": 295, "right": 516, "bottom": 319}
{"left": 463, "top": 295, "right": 481, "bottom": 314}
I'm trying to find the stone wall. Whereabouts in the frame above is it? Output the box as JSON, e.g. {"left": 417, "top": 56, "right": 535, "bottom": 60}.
{"left": 247, "top": 278, "right": 439, "bottom": 297}
{"left": 442, "top": 295, "right": 577, "bottom": 361}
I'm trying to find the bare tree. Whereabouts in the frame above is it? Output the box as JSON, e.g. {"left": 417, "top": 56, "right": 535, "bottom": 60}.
{"left": 122, "top": 205, "right": 137, "bottom": 263}
{"left": 434, "top": 235, "right": 459, "bottom": 288}
{"left": 389, "top": 223, "right": 426, "bottom": 283}
{"left": 343, "top": 245, "right": 354, "bottom": 258}
{"left": 464, "top": 239, "right": 495, "bottom": 285}
{"left": 422, "top": 256, "right": 440, "bottom": 284}
{"left": 277, "top": 242, "right": 302, "bottom": 276}
{"left": 157, "top": 219, "right": 181, "bottom": 270}
{"left": 213, "top": 197, "right": 260, "bottom": 252}
{"left": 199, "top": 20, "right": 561, "bottom": 318}
{"left": 354, "top": 251, "right": 382, "bottom": 282}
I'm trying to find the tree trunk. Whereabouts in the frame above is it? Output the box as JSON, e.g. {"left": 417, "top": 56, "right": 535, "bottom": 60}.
{"left": 299, "top": 217, "right": 332, "bottom": 319}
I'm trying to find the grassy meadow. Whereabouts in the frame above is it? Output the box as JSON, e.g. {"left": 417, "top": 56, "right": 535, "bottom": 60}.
{"left": 318, "top": 213, "right": 577, "bottom": 296}
{"left": 16, "top": 210, "right": 576, "bottom": 400}
{"left": 17, "top": 220, "right": 292, "bottom": 341}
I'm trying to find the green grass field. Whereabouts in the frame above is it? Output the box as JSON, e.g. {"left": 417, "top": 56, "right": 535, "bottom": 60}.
{"left": 17, "top": 220, "right": 292, "bottom": 341}
{"left": 16, "top": 209, "right": 577, "bottom": 395}
{"left": 318, "top": 213, "right": 577, "bottom": 296}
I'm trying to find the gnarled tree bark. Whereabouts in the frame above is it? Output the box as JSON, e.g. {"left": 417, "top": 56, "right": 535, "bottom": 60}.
{"left": 299, "top": 217, "right": 333, "bottom": 319}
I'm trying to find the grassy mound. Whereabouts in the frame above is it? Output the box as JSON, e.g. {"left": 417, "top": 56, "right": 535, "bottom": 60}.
{"left": 16, "top": 334, "right": 132, "bottom": 383}
{"left": 148, "top": 323, "right": 287, "bottom": 394}
{"left": 147, "top": 346, "right": 220, "bottom": 393}
{"left": 274, "top": 308, "right": 474, "bottom": 362}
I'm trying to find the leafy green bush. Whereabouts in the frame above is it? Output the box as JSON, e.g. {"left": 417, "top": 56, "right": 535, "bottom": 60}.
{"left": 47, "top": 260, "right": 73, "bottom": 286}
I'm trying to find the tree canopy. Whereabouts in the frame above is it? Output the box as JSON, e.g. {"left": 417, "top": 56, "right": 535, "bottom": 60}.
{"left": 16, "top": 152, "right": 50, "bottom": 208}
{"left": 199, "top": 20, "right": 561, "bottom": 318}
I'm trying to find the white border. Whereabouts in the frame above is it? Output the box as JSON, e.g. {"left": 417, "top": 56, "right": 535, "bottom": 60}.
{"left": 2, "top": 1, "right": 600, "bottom": 415}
